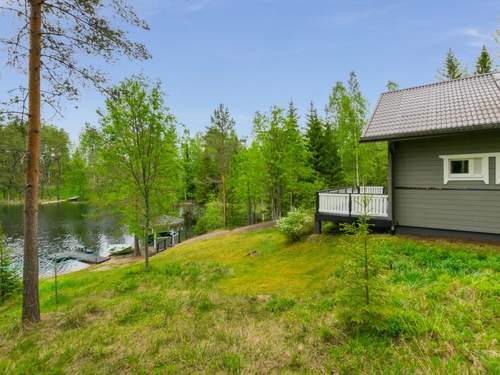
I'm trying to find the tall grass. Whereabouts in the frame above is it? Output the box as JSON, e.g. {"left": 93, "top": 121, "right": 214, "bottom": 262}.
{"left": 0, "top": 229, "right": 498, "bottom": 373}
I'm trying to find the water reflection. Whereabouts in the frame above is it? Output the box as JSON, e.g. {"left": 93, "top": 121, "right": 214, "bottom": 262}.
{"left": 0, "top": 202, "right": 131, "bottom": 277}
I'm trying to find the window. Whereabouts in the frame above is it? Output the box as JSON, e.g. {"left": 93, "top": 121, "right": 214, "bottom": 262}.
{"left": 439, "top": 153, "right": 497, "bottom": 184}
{"left": 448, "top": 157, "right": 484, "bottom": 179}
{"left": 450, "top": 159, "right": 469, "bottom": 174}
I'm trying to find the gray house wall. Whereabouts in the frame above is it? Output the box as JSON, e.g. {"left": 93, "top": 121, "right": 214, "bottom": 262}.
{"left": 392, "top": 129, "right": 500, "bottom": 234}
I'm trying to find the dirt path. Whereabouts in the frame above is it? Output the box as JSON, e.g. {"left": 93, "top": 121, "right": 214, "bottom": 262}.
{"left": 91, "top": 222, "right": 275, "bottom": 272}
{"left": 179, "top": 221, "right": 274, "bottom": 246}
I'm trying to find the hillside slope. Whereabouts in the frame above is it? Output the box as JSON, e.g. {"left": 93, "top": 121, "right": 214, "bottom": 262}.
{"left": 1, "top": 228, "right": 499, "bottom": 374}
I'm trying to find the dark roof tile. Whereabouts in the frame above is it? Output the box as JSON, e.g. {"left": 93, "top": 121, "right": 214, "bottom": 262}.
{"left": 362, "top": 73, "right": 500, "bottom": 141}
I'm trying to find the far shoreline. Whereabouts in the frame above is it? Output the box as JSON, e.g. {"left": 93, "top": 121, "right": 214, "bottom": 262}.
{"left": 0, "top": 196, "right": 81, "bottom": 206}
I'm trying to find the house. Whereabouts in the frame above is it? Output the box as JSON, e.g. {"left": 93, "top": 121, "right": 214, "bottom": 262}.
{"left": 315, "top": 72, "right": 500, "bottom": 241}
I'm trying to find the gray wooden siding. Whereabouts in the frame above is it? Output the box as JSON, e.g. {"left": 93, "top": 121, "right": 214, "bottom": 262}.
{"left": 393, "top": 130, "right": 500, "bottom": 234}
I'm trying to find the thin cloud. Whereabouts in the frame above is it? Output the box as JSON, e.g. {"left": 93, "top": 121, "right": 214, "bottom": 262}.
{"left": 451, "top": 27, "right": 493, "bottom": 47}
{"left": 186, "top": 0, "right": 213, "bottom": 13}
{"left": 331, "top": 2, "right": 406, "bottom": 26}
{"left": 130, "top": 0, "right": 215, "bottom": 16}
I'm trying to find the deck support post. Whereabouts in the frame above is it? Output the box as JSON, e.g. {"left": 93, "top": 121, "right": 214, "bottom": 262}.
{"left": 314, "top": 215, "right": 322, "bottom": 234}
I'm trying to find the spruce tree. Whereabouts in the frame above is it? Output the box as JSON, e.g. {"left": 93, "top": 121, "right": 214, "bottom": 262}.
{"left": 0, "top": 238, "right": 20, "bottom": 304}
{"left": 305, "top": 102, "right": 341, "bottom": 187}
{"left": 305, "top": 102, "right": 324, "bottom": 174}
{"left": 475, "top": 45, "right": 493, "bottom": 75}
{"left": 438, "top": 49, "right": 467, "bottom": 80}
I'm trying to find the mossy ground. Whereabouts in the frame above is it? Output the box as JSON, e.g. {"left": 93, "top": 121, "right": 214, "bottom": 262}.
{"left": 0, "top": 228, "right": 499, "bottom": 374}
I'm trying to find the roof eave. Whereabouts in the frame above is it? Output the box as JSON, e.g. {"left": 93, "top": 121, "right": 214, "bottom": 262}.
{"left": 360, "top": 122, "right": 500, "bottom": 143}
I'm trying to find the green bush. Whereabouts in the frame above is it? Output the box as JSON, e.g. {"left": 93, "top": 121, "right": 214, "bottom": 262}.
{"left": 0, "top": 241, "right": 20, "bottom": 304}
{"left": 276, "top": 208, "right": 313, "bottom": 242}
{"left": 221, "top": 352, "right": 241, "bottom": 374}
{"left": 265, "top": 296, "right": 295, "bottom": 312}
{"left": 194, "top": 199, "right": 224, "bottom": 235}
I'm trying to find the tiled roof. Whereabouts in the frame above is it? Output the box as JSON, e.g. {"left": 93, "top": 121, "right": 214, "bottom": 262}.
{"left": 361, "top": 72, "right": 500, "bottom": 141}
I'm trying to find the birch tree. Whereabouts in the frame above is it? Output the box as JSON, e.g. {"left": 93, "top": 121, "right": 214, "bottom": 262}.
{"left": 326, "top": 72, "right": 367, "bottom": 188}
{"left": 97, "top": 76, "right": 179, "bottom": 271}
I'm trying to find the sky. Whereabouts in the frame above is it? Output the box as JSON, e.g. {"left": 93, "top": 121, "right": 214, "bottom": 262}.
{"left": 0, "top": 0, "right": 499, "bottom": 142}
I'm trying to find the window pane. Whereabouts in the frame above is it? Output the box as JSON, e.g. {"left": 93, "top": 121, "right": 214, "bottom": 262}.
{"left": 451, "top": 160, "right": 469, "bottom": 174}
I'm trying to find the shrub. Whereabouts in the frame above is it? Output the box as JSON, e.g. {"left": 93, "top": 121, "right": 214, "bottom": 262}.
{"left": 0, "top": 240, "right": 20, "bottom": 304}
{"left": 276, "top": 208, "right": 313, "bottom": 242}
{"left": 221, "top": 353, "right": 241, "bottom": 374}
{"left": 194, "top": 199, "right": 224, "bottom": 235}
{"left": 265, "top": 296, "right": 295, "bottom": 312}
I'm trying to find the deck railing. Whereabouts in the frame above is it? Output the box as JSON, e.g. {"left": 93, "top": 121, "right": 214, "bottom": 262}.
{"left": 317, "top": 186, "right": 389, "bottom": 218}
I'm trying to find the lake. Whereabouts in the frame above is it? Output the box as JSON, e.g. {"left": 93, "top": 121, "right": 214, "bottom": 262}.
{"left": 0, "top": 202, "right": 132, "bottom": 277}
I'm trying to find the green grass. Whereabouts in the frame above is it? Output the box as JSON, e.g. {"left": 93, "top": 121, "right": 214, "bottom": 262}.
{"left": 0, "top": 228, "right": 499, "bottom": 374}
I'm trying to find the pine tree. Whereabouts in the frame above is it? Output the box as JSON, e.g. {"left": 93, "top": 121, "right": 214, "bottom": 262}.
{"left": 385, "top": 81, "right": 399, "bottom": 91}
{"left": 1, "top": 0, "right": 151, "bottom": 325}
{"left": 438, "top": 49, "right": 467, "bottom": 80}
{"left": 204, "top": 104, "right": 240, "bottom": 227}
{"left": 475, "top": 45, "right": 493, "bottom": 75}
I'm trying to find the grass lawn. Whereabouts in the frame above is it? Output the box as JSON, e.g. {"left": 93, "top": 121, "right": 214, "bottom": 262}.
{"left": 1, "top": 228, "right": 499, "bottom": 374}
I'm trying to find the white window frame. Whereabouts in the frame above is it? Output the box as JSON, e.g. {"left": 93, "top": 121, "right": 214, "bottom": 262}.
{"left": 439, "top": 153, "right": 500, "bottom": 184}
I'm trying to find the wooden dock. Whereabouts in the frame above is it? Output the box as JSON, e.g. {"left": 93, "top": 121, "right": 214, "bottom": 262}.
{"left": 49, "top": 252, "right": 110, "bottom": 264}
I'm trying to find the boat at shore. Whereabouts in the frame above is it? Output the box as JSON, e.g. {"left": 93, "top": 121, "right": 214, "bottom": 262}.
{"left": 107, "top": 244, "right": 133, "bottom": 256}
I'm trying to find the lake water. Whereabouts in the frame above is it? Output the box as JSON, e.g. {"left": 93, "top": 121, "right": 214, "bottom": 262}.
{"left": 0, "top": 202, "right": 132, "bottom": 277}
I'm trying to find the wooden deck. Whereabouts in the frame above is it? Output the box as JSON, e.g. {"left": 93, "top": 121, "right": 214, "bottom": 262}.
{"left": 315, "top": 186, "right": 392, "bottom": 233}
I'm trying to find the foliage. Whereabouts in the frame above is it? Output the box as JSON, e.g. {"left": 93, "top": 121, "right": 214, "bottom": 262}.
{"left": 475, "top": 45, "right": 493, "bottom": 74}
{"left": 1, "top": 0, "right": 148, "bottom": 324}
{"left": 0, "top": 122, "right": 75, "bottom": 201}
{"left": 305, "top": 103, "right": 341, "bottom": 187}
{"left": 203, "top": 104, "right": 241, "bottom": 226}
{"left": 0, "top": 228, "right": 499, "bottom": 373}
{"left": 1, "top": 72, "right": 390, "bottom": 235}
{"left": 95, "top": 75, "right": 180, "bottom": 269}
{"left": 0, "top": 121, "right": 26, "bottom": 201}
{"left": 0, "top": 238, "right": 20, "bottom": 304}
{"left": 385, "top": 81, "right": 399, "bottom": 91}
{"left": 61, "top": 149, "right": 88, "bottom": 199}
{"left": 326, "top": 72, "right": 387, "bottom": 187}
{"left": 194, "top": 198, "right": 225, "bottom": 235}
{"left": 221, "top": 353, "right": 241, "bottom": 374}
{"left": 265, "top": 296, "right": 296, "bottom": 312}
{"left": 179, "top": 128, "right": 204, "bottom": 201}
{"left": 438, "top": 49, "right": 467, "bottom": 80}
{"left": 40, "top": 125, "right": 70, "bottom": 200}
{"left": 337, "top": 197, "right": 396, "bottom": 335}
{"left": 276, "top": 208, "right": 313, "bottom": 241}
{"left": 0, "top": 0, "right": 150, "bottom": 119}
{"left": 230, "top": 142, "right": 266, "bottom": 225}
{"left": 253, "top": 104, "right": 315, "bottom": 220}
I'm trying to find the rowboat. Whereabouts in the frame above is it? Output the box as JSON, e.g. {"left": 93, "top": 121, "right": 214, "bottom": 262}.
{"left": 107, "top": 244, "right": 133, "bottom": 256}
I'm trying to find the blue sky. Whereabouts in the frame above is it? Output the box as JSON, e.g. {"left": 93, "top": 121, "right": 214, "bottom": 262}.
{"left": 1, "top": 0, "right": 499, "bottom": 141}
